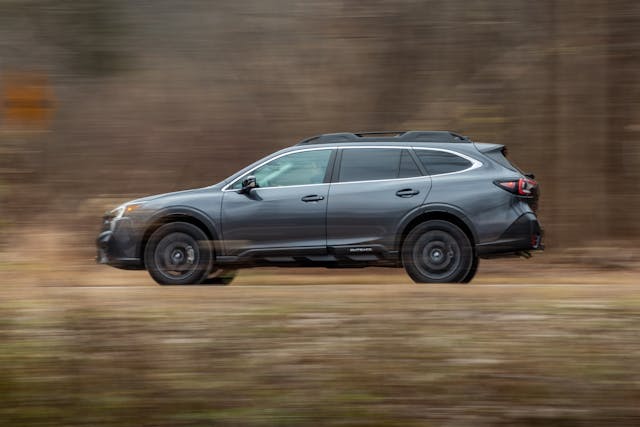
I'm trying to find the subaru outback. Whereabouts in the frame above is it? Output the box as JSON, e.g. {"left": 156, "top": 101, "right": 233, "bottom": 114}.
{"left": 96, "top": 131, "right": 543, "bottom": 285}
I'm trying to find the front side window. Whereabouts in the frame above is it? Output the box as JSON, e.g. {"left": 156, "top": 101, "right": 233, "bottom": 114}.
{"left": 415, "top": 150, "right": 472, "bottom": 175}
{"left": 231, "top": 149, "right": 332, "bottom": 189}
{"left": 338, "top": 148, "right": 422, "bottom": 182}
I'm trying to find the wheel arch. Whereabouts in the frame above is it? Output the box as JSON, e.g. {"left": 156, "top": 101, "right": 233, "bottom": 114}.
{"left": 396, "top": 205, "right": 478, "bottom": 254}
{"left": 139, "top": 206, "right": 222, "bottom": 266}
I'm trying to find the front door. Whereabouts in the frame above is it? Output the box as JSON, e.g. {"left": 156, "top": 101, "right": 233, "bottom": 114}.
{"left": 221, "top": 148, "right": 334, "bottom": 257}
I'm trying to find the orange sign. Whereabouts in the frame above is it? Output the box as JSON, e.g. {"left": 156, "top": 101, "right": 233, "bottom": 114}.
{"left": 1, "top": 72, "right": 54, "bottom": 128}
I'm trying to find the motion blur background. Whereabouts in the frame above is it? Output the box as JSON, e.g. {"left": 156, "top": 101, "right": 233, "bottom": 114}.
{"left": 1, "top": 0, "right": 639, "bottom": 263}
{"left": 2, "top": 2, "right": 640, "bottom": 426}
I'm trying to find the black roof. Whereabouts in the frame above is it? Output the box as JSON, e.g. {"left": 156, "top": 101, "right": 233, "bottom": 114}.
{"left": 297, "top": 131, "right": 470, "bottom": 145}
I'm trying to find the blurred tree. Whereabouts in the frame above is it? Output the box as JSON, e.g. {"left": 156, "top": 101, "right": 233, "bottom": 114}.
{"left": 0, "top": 0, "right": 639, "bottom": 248}
{"left": 0, "top": 0, "right": 127, "bottom": 76}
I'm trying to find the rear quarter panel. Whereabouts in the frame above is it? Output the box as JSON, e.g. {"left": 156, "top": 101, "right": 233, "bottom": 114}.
{"left": 425, "top": 163, "right": 531, "bottom": 244}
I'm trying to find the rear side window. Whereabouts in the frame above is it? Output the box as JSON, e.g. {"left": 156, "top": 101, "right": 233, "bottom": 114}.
{"left": 415, "top": 150, "right": 472, "bottom": 175}
{"left": 338, "top": 148, "right": 422, "bottom": 182}
{"left": 399, "top": 150, "right": 421, "bottom": 178}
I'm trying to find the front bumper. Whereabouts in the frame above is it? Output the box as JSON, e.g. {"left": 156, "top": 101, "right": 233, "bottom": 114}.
{"left": 96, "top": 216, "right": 144, "bottom": 270}
{"left": 476, "top": 212, "right": 544, "bottom": 257}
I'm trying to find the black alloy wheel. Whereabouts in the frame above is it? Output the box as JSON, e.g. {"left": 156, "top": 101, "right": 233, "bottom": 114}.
{"left": 144, "top": 222, "right": 213, "bottom": 285}
{"left": 402, "top": 220, "right": 474, "bottom": 283}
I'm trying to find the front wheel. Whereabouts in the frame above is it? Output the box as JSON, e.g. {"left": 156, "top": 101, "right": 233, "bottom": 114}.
{"left": 402, "top": 220, "right": 474, "bottom": 283}
{"left": 144, "top": 222, "right": 213, "bottom": 285}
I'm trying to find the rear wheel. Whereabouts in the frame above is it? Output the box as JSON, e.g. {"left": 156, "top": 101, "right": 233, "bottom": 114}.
{"left": 461, "top": 255, "right": 479, "bottom": 283}
{"left": 402, "top": 220, "right": 474, "bottom": 283}
{"left": 144, "top": 222, "right": 213, "bottom": 285}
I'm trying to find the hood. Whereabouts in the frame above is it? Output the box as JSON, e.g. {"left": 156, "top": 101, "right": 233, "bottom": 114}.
{"left": 124, "top": 185, "right": 225, "bottom": 211}
{"left": 127, "top": 188, "right": 206, "bottom": 205}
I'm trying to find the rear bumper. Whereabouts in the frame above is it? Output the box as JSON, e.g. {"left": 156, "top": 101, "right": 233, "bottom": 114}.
{"left": 476, "top": 212, "right": 543, "bottom": 257}
{"left": 96, "top": 217, "right": 144, "bottom": 270}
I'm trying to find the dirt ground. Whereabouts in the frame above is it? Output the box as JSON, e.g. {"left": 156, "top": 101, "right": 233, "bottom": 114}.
{"left": 1, "top": 253, "right": 640, "bottom": 426}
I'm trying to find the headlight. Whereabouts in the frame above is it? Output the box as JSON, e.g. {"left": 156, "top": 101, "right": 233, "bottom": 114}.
{"left": 111, "top": 203, "right": 144, "bottom": 219}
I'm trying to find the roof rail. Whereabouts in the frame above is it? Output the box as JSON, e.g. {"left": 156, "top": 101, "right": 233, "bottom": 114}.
{"left": 354, "top": 131, "right": 407, "bottom": 137}
{"left": 297, "top": 131, "right": 469, "bottom": 145}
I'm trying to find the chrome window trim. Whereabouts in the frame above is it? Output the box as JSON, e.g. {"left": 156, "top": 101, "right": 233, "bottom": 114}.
{"left": 330, "top": 175, "right": 428, "bottom": 186}
{"left": 221, "top": 145, "right": 482, "bottom": 191}
{"left": 225, "top": 182, "right": 330, "bottom": 192}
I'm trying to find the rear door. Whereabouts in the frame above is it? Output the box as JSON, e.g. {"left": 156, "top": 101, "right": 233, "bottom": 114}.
{"left": 326, "top": 147, "right": 431, "bottom": 253}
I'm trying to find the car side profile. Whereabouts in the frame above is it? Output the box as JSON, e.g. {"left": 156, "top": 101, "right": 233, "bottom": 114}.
{"left": 97, "top": 131, "right": 543, "bottom": 285}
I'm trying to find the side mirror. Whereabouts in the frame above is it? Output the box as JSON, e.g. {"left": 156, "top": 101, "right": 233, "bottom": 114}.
{"left": 240, "top": 175, "right": 257, "bottom": 194}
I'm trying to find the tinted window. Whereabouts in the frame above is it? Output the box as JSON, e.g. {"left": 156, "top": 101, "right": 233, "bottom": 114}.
{"left": 231, "top": 149, "right": 332, "bottom": 189}
{"left": 399, "top": 150, "right": 422, "bottom": 178}
{"left": 338, "top": 148, "right": 421, "bottom": 182}
{"left": 416, "top": 150, "right": 472, "bottom": 175}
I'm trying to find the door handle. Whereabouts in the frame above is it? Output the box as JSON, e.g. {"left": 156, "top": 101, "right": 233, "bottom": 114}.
{"left": 301, "top": 194, "right": 325, "bottom": 202}
{"left": 395, "top": 188, "right": 420, "bottom": 198}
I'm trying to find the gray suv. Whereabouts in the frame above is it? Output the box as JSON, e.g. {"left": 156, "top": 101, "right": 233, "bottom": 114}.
{"left": 97, "top": 131, "right": 542, "bottom": 285}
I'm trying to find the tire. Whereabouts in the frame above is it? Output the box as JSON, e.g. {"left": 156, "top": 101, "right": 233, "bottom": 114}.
{"left": 461, "top": 255, "right": 479, "bottom": 283}
{"left": 402, "top": 220, "right": 474, "bottom": 283}
{"left": 201, "top": 269, "right": 237, "bottom": 286}
{"left": 144, "top": 222, "right": 213, "bottom": 285}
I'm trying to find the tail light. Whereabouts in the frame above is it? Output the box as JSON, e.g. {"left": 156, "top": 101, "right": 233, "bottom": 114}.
{"left": 495, "top": 177, "right": 537, "bottom": 196}
{"left": 495, "top": 177, "right": 539, "bottom": 212}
